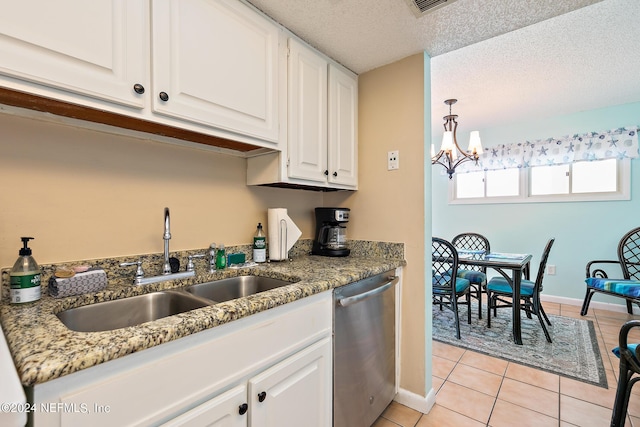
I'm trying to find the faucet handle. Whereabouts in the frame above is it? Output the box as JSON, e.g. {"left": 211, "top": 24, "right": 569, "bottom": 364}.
{"left": 187, "top": 254, "right": 206, "bottom": 272}
{"left": 120, "top": 260, "right": 144, "bottom": 279}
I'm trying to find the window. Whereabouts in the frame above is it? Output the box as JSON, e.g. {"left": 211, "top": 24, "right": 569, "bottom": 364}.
{"left": 572, "top": 158, "right": 617, "bottom": 193}
{"left": 450, "top": 158, "right": 629, "bottom": 204}
{"left": 531, "top": 164, "right": 569, "bottom": 195}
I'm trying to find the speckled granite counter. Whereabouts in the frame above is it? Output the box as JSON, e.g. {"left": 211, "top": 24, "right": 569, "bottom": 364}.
{"left": 0, "top": 241, "right": 404, "bottom": 387}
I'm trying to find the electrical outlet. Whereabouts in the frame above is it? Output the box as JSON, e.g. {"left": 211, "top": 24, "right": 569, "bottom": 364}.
{"left": 388, "top": 150, "right": 399, "bottom": 170}
{"left": 547, "top": 265, "right": 556, "bottom": 275}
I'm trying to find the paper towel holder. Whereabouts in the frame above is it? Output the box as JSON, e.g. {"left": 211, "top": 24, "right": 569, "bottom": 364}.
{"left": 267, "top": 208, "right": 302, "bottom": 262}
{"left": 277, "top": 218, "right": 290, "bottom": 261}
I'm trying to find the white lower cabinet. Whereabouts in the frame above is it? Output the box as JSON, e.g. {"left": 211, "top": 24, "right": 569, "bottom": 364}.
{"left": 31, "top": 292, "right": 331, "bottom": 427}
{"left": 248, "top": 337, "right": 331, "bottom": 427}
{"left": 161, "top": 384, "right": 247, "bottom": 427}
{"left": 165, "top": 337, "right": 331, "bottom": 427}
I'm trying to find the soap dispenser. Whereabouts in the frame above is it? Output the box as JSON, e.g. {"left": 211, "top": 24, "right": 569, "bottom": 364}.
{"left": 10, "top": 237, "right": 42, "bottom": 304}
{"left": 253, "top": 223, "right": 266, "bottom": 263}
{"left": 216, "top": 244, "right": 226, "bottom": 270}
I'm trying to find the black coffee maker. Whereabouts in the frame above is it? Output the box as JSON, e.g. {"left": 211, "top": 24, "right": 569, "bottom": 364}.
{"left": 312, "top": 207, "right": 350, "bottom": 257}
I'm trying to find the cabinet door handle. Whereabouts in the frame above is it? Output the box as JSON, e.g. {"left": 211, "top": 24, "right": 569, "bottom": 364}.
{"left": 324, "top": 170, "right": 328, "bottom": 176}
{"left": 238, "top": 403, "right": 248, "bottom": 415}
{"left": 159, "top": 91, "right": 169, "bottom": 102}
{"left": 333, "top": 171, "right": 338, "bottom": 177}
{"left": 258, "top": 391, "right": 267, "bottom": 402}
{"left": 133, "top": 83, "right": 145, "bottom": 94}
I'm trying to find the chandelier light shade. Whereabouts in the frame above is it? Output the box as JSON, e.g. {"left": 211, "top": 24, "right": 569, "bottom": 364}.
{"left": 431, "top": 99, "right": 483, "bottom": 179}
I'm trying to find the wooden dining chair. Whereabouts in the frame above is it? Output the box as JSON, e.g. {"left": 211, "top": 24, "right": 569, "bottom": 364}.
{"left": 432, "top": 237, "right": 471, "bottom": 339}
{"left": 486, "top": 238, "right": 555, "bottom": 343}
{"left": 452, "top": 232, "right": 490, "bottom": 319}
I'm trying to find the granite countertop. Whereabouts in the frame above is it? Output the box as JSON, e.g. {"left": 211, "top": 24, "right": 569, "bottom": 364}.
{"left": 0, "top": 252, "right": 404, "bottom": 387}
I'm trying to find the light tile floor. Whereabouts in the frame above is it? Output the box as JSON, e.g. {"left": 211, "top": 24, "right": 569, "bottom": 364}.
{"left": 374, "top": 302, "right": 640, "bottom": 427}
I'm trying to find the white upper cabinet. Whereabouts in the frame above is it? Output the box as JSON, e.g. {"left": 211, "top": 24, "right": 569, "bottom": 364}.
{"left": 287, "top": 38, "right": 329, "bottom": 183}
{"left": 0, "top": 0, "right": 147, "bottom": 108}
{"left": 328, "top": 64, "right": 358, "bottom": 187}
{"left": 287, "top": 37, "right": 358, "bottom": 190}
{"left": 152, "top": 0, "right": 280, "bottom": 143}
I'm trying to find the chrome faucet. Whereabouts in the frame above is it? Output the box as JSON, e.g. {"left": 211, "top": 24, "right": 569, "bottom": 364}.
{"left": 120, "top": 207, "right": 196, "bottom": 286}
{"left": 163, "top": 207, "right": 171, "bottom": 275}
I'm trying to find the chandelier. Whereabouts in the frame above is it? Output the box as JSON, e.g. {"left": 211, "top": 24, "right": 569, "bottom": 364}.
{"left": 431, "top": 99, "right": 483, "bottom": 179}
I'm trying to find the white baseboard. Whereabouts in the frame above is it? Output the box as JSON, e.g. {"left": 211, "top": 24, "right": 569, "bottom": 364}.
{"left": 540, "top": 294, "right": 640, "bottom": 315}
{"left": 394, "top": 387, "right": 435, "bottom": 414}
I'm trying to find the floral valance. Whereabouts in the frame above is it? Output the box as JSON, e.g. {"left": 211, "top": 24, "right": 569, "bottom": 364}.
{"left": 456, "top": 126, "right": 639, "bottom": 173}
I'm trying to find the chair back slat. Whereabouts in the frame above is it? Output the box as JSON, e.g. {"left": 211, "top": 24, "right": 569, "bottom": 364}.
{"left": 533, "top": 238, "right": 555, "bottom": 292}
{"left": 452, "top": 233, "right": 490, "bottom": 273}
{"left": 618, "top": 227, "right": 640, "bottom": 280}
{"left": 432, "top": 237, "right": 458, "bottom": 293}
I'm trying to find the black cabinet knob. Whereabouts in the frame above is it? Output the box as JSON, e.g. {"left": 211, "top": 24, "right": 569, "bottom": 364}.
{"left": 238, "top": 403, "right": 248, "bottom": 415}
{"left": 324, "top": 170, "right": 328, "bottom": 176}
{"left": 133, "top": 83, "right": 145, "bottom": 94}
{"left": 333, "top": 171, "right": 338, "bottom": 177}
{"left": 258, "top": 391, "right": 267, "bottom": 402}
{"left": 159, "top": 92, "right": 169, "bottom": 102}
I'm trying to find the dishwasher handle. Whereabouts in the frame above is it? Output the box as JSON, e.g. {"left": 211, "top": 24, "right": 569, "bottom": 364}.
{"left": 337, "top": 276, "right": 399, "bottom": 307}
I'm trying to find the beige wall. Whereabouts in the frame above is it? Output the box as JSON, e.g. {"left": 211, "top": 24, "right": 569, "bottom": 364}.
{"left": 326, "top": 53, "right": 426, "bottom": 396}
{"left": 0, "top": 112, "right": 323, "bottom": 266}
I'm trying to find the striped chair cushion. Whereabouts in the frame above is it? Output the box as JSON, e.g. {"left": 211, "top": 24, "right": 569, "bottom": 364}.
{"left": 586, "top": 278, "right": 640, "bottom": 298}
{"left": 486, "top": 276, "right": 535, "bottom": 297}
{"left": 456, "top": 269, "right": 487, "bottom": 285}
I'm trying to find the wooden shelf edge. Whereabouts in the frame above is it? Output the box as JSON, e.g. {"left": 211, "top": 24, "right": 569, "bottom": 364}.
{"left": 0, "top": 86, "right": 265, "bottom": 153}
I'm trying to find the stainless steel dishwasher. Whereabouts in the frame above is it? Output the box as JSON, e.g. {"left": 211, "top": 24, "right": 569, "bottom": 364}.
{"left": 334, "top": 271, "right": 399, "bottom": 427}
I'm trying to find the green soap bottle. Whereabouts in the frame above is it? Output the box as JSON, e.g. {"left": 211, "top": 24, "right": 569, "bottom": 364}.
{"left": 216, "top": 244, "right": 226, "bottom": 270}
{"left": 10, "top": 237, "right": 42, "bottom": 304}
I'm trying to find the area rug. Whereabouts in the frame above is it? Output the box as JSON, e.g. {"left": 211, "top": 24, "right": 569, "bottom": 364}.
{"left": 432, "top": 302, "right": 608, "bottom": 388}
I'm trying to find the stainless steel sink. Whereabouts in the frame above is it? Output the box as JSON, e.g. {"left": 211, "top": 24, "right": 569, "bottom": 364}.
{"left": 185, "top": 275, "right": 297, "bottom": 303}
{"left": 56, "top": 290, "right": 212, "bottom": 332}
{"left": 56, "top": 276, "right": 298, "bottom": 332}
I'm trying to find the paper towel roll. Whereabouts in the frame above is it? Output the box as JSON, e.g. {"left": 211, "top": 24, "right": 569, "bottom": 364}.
{"left": 267, "top": 208, "right": 302, "bottom": 261}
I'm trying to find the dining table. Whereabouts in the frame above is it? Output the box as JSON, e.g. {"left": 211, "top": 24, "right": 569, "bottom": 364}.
{"left": 458, "top": 250, "right": 533, "bottom": 345}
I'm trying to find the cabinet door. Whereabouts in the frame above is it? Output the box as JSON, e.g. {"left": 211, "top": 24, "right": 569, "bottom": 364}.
{"left": 328, "top": 64, "right": 358, "bottom": 188}
{"left": 160, "top": 384, "right": 247, "bottom": 427}
{"left": 248, "top": 337, "right": 332, "bottom": 427}
{"left": 152, "top": 0, "right": 279, "bottom": 143}
{"left": 287, "top": 38, "right": 328, "bottom": 184}
{"left": 0, "top": 0, "right": 146, "bottom": 108}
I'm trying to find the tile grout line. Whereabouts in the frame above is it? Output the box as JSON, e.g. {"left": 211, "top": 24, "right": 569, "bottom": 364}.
{"left": 484, "top": 362, "right": 507, "bottom": 427}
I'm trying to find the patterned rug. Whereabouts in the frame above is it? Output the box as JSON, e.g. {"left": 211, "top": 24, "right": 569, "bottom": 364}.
{"left": 432, "top": 302, "right": 608, "bottom": 388}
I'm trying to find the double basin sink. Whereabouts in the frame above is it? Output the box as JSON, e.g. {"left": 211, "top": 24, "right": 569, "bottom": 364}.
{"left": 56, "top": 276, "right": 297, "bottom": 333}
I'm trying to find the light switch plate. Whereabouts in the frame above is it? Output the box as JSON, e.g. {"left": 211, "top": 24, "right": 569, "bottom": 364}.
{"left": 388, "top": 150, "right": 399, "bottom": 170}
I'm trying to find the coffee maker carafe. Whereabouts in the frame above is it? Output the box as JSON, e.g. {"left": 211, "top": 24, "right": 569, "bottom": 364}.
{"left": 312, "top": 207, "right": 350, "bottom": 257}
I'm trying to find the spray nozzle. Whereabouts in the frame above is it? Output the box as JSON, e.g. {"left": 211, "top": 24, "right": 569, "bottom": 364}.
{"left": 19, "top": 237, "right": 34, "bottom": 256}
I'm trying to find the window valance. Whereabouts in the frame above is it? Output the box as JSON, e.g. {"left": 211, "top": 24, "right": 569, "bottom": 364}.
{"left": 456, "top": 126, "right": 639, "bottom": 173}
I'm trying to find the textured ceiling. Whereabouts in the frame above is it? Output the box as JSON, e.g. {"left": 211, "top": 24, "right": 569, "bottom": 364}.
{"left": 431, "top": 0, "right": 640, "bottom": 133}
{"left": 246, "top": 0, "right": 603, "bottom": 74}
